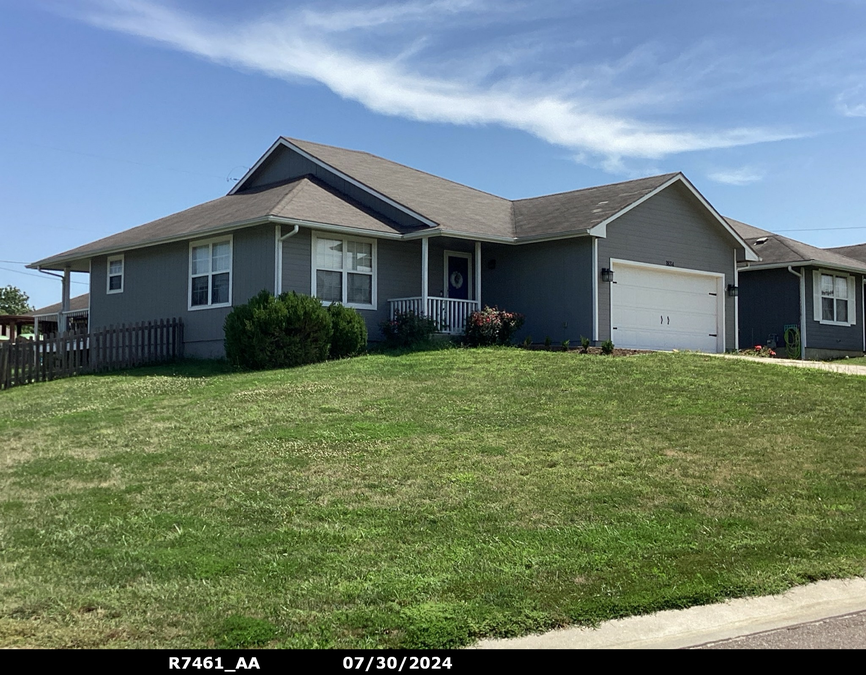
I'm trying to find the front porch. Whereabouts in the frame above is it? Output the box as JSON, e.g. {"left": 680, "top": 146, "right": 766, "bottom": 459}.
{"left": 388, "top": 297, "right": 480, "bottom": 335}
{"left": 387, "top": 238, "right": 482, "bottom": 336}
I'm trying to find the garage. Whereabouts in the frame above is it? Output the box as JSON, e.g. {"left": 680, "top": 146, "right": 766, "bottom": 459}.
{"left": 610, "top": 260, "right": 724, "bottom": 353}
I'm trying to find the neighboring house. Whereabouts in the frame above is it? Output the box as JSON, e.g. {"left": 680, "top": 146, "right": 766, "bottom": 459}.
{"left": 727, "top": 218, "right": 866, "bottom": 359}
{"left": 27, "top": 293, "right": 90, "bottom": 336}
{"left": 28, "top": 137, "right": 757, "bottom": 358}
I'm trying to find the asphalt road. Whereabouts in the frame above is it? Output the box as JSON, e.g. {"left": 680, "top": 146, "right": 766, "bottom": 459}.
{"left": 692, "top": 609, "right": 866, "bottom": 649}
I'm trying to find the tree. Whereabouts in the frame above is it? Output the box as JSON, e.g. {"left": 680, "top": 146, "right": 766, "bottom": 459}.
{"left": 0, "top": 285, "right": 34, "bottom": 315}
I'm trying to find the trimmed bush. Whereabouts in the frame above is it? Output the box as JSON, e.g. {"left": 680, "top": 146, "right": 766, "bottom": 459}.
{"left": 465, "top": 307, "right": 525, "bottom": 347}
{"left": 380, "top": 310, "right": 439, "bottom": 348}
{"left": 464, "top": 306, "right": 525, "bottom": 347}
{"left": 328, "top": 302, "right": 368, "bottom": 359}
{"left": 224, "top": 290, "right": 332, "bottom": 370}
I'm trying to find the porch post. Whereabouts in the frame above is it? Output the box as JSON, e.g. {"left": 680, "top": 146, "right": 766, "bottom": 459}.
{"left": 60, "top": 266, "right": 71, "bottom": 335}
{"left": 474, "top": 241, "right": 481, "bottom": 307}
{"left": 421, "top": 238, "right": 429, "bottom": 316}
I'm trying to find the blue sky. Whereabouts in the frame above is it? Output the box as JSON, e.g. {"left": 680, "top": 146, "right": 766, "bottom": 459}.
{"left": 2, "top": 0, "right": 866, "bottom": 309}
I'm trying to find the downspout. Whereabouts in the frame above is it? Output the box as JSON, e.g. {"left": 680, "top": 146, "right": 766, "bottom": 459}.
{"left": 787, "top": 266, "right": 806, "bottom": 360}
{"left": 275, "top": 225, "right": 300, "bottom": 295}
{"left": 592, "top": 238, "right": 599, "bottom": 343}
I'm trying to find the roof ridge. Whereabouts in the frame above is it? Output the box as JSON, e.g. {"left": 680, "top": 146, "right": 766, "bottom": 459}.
{"left": 513, "top": 172, "right": 680, "bottom": 204}
{"left": 270, "top": 175, "right": 310, "bottom": 213}
{"left": 282, "top": 137, "right": 511, "bottom": 204}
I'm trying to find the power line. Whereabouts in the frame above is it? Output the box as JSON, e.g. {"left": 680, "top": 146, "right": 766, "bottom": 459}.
{"left": 0, "top": 260, "right": 31, "bottom": 265}
{"left": 0, "top": 266, "right": 88, "bottom": 285}
{"left": 775, "top": 226, "right": 866, "bottom": 232}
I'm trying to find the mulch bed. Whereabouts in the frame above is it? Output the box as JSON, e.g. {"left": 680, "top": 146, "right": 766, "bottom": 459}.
{"left": 524, "top": 345, "right": 650, "bottom": 356}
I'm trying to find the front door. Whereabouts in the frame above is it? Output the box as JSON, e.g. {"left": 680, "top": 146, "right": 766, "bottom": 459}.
{"left": 446, "top": 253, "right": 470, "bottom": 300}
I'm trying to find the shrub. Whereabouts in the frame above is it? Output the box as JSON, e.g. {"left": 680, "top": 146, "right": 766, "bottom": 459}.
{"left": 741, "top": 344, "right": 777, "bottom": 358}
{"left": 328, "top": 303, "right": 367, "bottom": 359}
{"left": 580, "top": 336, "right": 591, "bottom": 353}
{"left": 601, "top": 339, "right": 615, "bottom": 355}
{"left": 561, "top": 339, "right": 570, "bottom": 351}
{"left": 380, "top": 310, "right": 440, "bottom": 348}
{"left": 224, "top": 290, "right": 332, "bottom": 370}
{"left": 522, "top": 335, "right": 533, "bottom": 349}
{"left": 544, "top": 336, "right": 552, "bottom": 350}
{"left": 464, "top": 306, "right": 525, "bottom": 347}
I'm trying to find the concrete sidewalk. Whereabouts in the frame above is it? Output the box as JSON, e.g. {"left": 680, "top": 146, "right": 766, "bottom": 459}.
{"left": 712, "top": 353, "right": 866, "bottom": 376}
{"left": 472, "top": 577, "right": 866, "bottom": 649}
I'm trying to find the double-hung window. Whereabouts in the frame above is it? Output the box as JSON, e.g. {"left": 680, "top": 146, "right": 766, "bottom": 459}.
{"left": 312, "top": 234, "right": 376, "bottom": 309}
{"left": 107, "top": 255, "right": 124, "bottom": 294}
{"left": 189, "top": 236, "right": 232, "bottom": 310}
{"left": 814, "top": 270, "right": 855, "bottom": 326}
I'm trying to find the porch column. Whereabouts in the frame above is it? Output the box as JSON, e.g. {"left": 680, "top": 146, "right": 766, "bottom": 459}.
{"left": 33, "top": 317, "right": 39, "bottom": 339}
{"left": 474, "top": 241, "right": 481, "bottom": 307}
{"left": 421, "top": 237, "right": 429, "bottom": 316}
{"left": 60, "top": 266, "right": 71, "bottom": 335}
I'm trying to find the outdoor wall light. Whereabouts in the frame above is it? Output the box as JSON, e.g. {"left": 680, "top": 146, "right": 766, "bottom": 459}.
{"left": 727, "top": 284, "right": 739, "bottom": 297}
{"left": 601, "top": 268, "right": 614, "bottom": 283}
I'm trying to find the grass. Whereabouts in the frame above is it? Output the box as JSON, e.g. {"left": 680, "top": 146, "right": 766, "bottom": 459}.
{"left": 0, "top": 349, "right": 864, "bottom": 648}
{"left": 829, "top": 356, "right": 866, "bottom": 366}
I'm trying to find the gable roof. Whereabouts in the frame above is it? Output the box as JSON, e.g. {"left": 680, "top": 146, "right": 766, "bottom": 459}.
{"left": 30, "top": 137, "right": 756, "bottom": 270}
{"left": 513, "top": 173, "right": 678, "bottom": 238}
{"left": 30, "top": 176, "right": 408, "bottom": 270}
{"left": 826, "top": 243, "right": 866, "bottom": 265}
{"left": 726, "top": 217, "right": 866, "bottom": 273}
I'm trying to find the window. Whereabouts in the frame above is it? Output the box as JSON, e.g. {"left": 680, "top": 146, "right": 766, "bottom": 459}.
{"left": 189, "top": 237, "right": 232, "bottom": 310}
{"left": 312, "top": 234, "right": 376, "bottom": 309}
{"left": 813, "top": 270, "right": 855, "bottom": 326}
{"left": 107, "top": 255, "right": 124, "bottom": 294}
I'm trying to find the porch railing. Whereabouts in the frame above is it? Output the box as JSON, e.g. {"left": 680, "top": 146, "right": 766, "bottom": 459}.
{"left": 388, "top": 297, "right": 480, "bottom": 336}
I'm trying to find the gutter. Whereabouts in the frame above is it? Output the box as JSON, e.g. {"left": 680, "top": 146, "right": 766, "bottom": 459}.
{"left": 787, "top": 266, "right": 807, "bottom": 360}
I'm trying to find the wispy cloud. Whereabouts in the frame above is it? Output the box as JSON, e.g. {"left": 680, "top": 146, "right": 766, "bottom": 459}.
{"left": 836, "top": 86, "right": 866, "bottom": 117}
{"left": 68, "top": 0, "right": 799, "bottom": 168}
{"left": 707, "top": 166, "right": 766, "bottom": 186}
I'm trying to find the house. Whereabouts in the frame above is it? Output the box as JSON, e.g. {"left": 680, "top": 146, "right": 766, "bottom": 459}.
{"left": 27, "top": 293, "right": 90, "bottom": 336}
{"left": 727, "top": 218, "right": 866, "bottom": 359}
{"left": 28, "top": 137, "right": 758, "bottom": 358}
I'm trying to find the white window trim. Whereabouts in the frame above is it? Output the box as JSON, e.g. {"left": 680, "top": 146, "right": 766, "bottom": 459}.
{"left": 188, "top": 235, "right": 233, "bottom": 311}
{"left": 106, "top": 254, "right": 124, "bottom": 294}
{"left": 443, "top": 250, "right": 473, "bottom": 300}
{"left": 813, "top": 269, "right": 856, "bottom": 327}
{"left": 310, "top": 232, "right": 377, "bottom": 310}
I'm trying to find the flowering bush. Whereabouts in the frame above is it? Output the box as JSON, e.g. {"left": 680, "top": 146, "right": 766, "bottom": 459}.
{"left": 380, "top": 310, "right": 440, "bottom": 348}
{"left": 464, "top": 306, "right": 525, "bottom": 347}
{"left": 741, "top": 344, "right": 777, "bottom": 358}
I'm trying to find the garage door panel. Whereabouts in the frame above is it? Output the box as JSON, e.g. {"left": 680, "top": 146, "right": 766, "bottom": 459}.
{"left": 610, "top": 262, "right": 722, "bottom": 353}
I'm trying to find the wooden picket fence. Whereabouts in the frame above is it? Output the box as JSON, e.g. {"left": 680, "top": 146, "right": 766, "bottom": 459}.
{"left": 0, "top": 318, "right": 183, "bottom": 391}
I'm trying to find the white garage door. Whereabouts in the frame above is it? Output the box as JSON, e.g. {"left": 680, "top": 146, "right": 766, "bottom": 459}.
{"left": 610, "top": 261, "right": 723, "bottom": 353}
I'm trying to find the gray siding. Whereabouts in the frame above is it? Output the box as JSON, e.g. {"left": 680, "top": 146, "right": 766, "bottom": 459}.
{"left": 281, "top": 228, "right": 421, "bottom": 340}
{"left": 248, "top": 146, "right": 426, "bottom": 230}
{"left": 737, "top": 268, "right": 800, "bottom": 349}
{"left": 481, "top": 238, "right": 594, "bottom": 344}
{"left": 804, "top": 267, "right": 863, "bottom": 353}
{"left": 597, "top": 183, "right": 738, "bottom": 349}
{"left": 90, "top": 224, "right": 276, "bottom": 358}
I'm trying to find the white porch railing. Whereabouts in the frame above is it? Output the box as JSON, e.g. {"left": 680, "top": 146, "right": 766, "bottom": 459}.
{"left": 388, "top": 297, "right": 480, "bottom": 336}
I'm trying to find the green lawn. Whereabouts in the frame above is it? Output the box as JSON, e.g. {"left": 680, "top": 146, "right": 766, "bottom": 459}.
{"left": 0, "top": 349, "right": 864, "bottom": 648}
